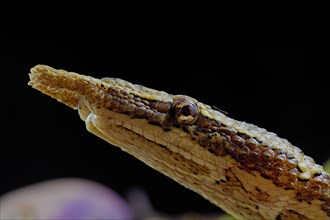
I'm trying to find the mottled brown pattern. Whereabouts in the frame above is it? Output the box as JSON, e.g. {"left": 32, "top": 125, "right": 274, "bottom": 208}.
{"left": 322, "top": 200, "right": 330, "bottom": 216}
{"left": 183, "top": 115, "right": 330, "bottom": 207}
{"left": 29, "top": 65, "right": 330, "bottom": 219}
{"left": 96, "top": 76, "right": 330, "bottom": 218}
{"left": 276, "top": 210, "right": 310, "bottom": 220}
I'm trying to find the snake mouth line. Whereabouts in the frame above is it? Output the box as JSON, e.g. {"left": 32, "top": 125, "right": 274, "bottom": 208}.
{"left": 84, "top": 109, "right": 212, "bottom": 181}
{"left": 82, "top": 100, "right": 215, "bottom": 171}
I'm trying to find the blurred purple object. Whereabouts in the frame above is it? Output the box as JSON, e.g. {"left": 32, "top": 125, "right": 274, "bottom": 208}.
{"left": 0, "top": 178, "right": 134, "bottom": 219}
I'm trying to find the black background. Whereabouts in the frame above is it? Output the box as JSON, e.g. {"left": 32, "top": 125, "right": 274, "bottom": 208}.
{"left": 1, "top": 2, "right": 329, "bottom": 216}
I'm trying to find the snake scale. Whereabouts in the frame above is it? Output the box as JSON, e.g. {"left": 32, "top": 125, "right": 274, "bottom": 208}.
{"left": 28, "top": 65, "right": 329, "bottom": 219}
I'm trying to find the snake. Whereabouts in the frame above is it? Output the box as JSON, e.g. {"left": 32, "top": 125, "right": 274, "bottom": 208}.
{"left": 28, "top": 65, "right": 329, "bottom": 220}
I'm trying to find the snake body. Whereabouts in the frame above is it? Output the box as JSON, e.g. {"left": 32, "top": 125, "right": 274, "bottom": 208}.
{"left": 28, "top": 65, "right": 330, "bottom": 219}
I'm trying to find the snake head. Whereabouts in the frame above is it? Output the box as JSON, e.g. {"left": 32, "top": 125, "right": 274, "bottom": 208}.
{"left": 29, "top": 65, "right": 330, "bottom": 220}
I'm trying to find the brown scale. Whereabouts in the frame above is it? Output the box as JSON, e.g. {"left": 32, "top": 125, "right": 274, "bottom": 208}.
{"left": 187, "top": 115, "right": 328, "bottom": 194}
{"left": 101, "top": 93, "right": 171, "bottom": 132}
{"left": 149, "top": 100, "right": 171, "bottom": 113}
{"left": 102, "top": 91, "right": 330, "bottom": 205}
{"left": 184, "top": 114, "right": 330, "bottom": 209}
{"left": 104, "top": 89, "right": 165, "bottom": 122}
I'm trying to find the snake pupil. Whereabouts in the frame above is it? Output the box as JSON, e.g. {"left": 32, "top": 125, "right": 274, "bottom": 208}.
{"left": 181, "top": 105, "right": 191, "bottom": 116}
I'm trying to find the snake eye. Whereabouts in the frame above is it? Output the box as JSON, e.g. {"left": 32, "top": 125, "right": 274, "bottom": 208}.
{"left": 170, "top": 96, "right": 199, "bottom": 125}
